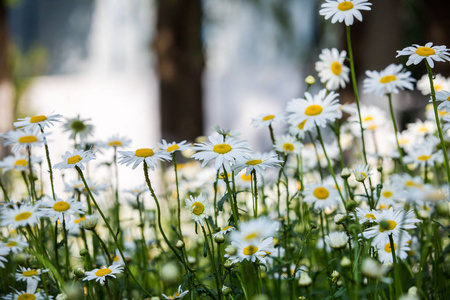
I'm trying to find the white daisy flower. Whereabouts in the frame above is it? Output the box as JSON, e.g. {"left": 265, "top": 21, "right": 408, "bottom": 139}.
{"left": 274, "top": 135, "right": 303, "bottom": 155}
{"left": 319, "top": 0, "right": 372, "bottom": 26}
{"left": 396, "top": 42, "right": 450, "bottom": 68}
{"left": 425, "top": 103, "right": 449, "bottom": 121}
{"left": 3, "top": 281, "right": 53, "bottom": 300}
{"left": 53, "top": 149, "right": 95, "bottom": 171}
{"left": 213, "top": 225, "right": 235, "bottom": 238}
{"left": 83, "top": 264, "right": 124, "bottom": 285}
{"left": 103, "top": 134, "right": 132, "bottom": 149}
{"left": 361, "top": 257, "right": 392, "bottom": 283}
{"left": 191, "top": 135, "right": 251, "bottom": 173}
{"left": 124, "top": 184, "right": 148, "bottom": 197}
{"left": 288, "top": 119, "right": 308, "bottom": 139}
{"left": 118, "top": 147, "right": 170, "bottom": 170}
{"left": 376, "top": 236, "right": 410, "bottom": 264}
{"left": 354, "top": 207, "right": 377, "bottom": 224}
{"left": 234, "top": 170, "right": 253, "bottom": 189}
{"left": 79, "top": 214, "right": 100, "bottom": 230}
{"left": 377, "top": 183, "right": 406, "bottom": 206}
{"left": 185, "top": 194, "right": 211, "bottom": 226}
{"left": 324, "top": 231, "right": 348, "bottom": 250}
{"left": 0, "top": 154, "right": 41, "bottom": 174}
{"left": 64, "top": 179, "right": 108, "bottom": 195}
{"left": 212, "top": 125, "right": 241, "bottom": 138}
{"left": 352, "top": 164, "right": 372, "bottom": 182}
{"left": 1, "top": 128, "right": 46, "bottom": 153}
{"left": 348, "top": 105, "right": 387, "bottom": 133}
{"left": 15, "top": 266, "right": 48, "bottom": 285}
{"left": 406, "top": 119, "right": 436, "bottom": 137}
{"left": 225, "top": 237, "right": 275, "bottom": 264}
{"left": 232, "top": 152, "right": 281, "bottom": 176}
{"left": 0, "top": 203, "right": 41, "bottom": 229}
{"left": 417, "top": 74, "right": 449, "bottom": 95}
{"left": 39, "top": 195, "right": 84, "bottom": 223}
{"left": 403, "top": 141, "right": 442, "bottom": 169}
{"left": 286, "top": 89, "right": 341, "bottom": 131}
{"left": 14, "top": 113, "right": 62, "bottom": 130}
{"left": 363, "top": 64, "right": 416, "bottom": 97}
{"left": 162, "top": 285, "right": 189, "bottom": 299}
{"left": 230, "top": 217, "right": 279, "bottom": 244}
{"left": 158, "top": 139, "right": 190, "bottom": 154}
{"left": 315, "top": 48, "right": 350, "bottom": 90}
{"left": 362, "top": 208, "right": 420, "bottom": 247}
{"left": 303, "top": 183, "right": 341, "bottom": 210}
{"left": 434, "top": 90, "right": 450, "bottom": 112}
{"left": 63, "top": 115, "right": 94, "bottom": 142}
{"left": 0, "top": 235, "right": 28, "bottom": 254}
{"left": 251, "top": 113, "right": 285, "bottom": 129}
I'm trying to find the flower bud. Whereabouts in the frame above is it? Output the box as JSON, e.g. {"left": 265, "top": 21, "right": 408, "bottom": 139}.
{"left": 80, "top": 214, "right": 99, "bottom": 231}
{"left": 298, "top": 272, "right": 312, "bottom": 287}
{"left": 214, "top": 235, "right": 225, "bottom": 244}
{"left": 331, "top": 270, "right": 340, "bottom": 284}
{"left": 222, "top": 286, "right": 232, "bottom": 296}
{"left": 225, "top": 245, "right": 237, "bottom": 256}
{"left": 305, "top": 75, "right": 316, "bottom": 85}
{"left": 73, "top": 268, "right": 85, "bottom": 279}
{"left": 13, "top": 253, "right": 27, "bottom": 264}
{"left": 161, "top": 262, "right": 179, "bottom": 282}
{"left": 224, "top": 260, "right": 234, "bottom": 269}
{"left": 79, "top": 249, "right": 89, "bottom": 257}
{"left": 176, "top": 240, "right": 185, "bottom": 249}
{"left": 334, "top": 213, "right": 346, "bottom": 225}
{"left": 340, "top": 256, "right": 351, "bottom": 268}
{"left": 346, "top": 200, "right": 357, "bottom": 212}
{"left": 340, "top": 168, "right": 351, "bottom": 179}
{"left": 435, "top": 201, "right": 449, "bottom": 217}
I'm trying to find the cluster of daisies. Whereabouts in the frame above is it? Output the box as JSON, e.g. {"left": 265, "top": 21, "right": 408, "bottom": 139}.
{"left": 0, "top": 0, "right": 448, "bottom": 299}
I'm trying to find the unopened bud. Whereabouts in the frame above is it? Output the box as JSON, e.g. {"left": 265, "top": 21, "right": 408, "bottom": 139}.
{"left": 176, "top": 240, "right": 185, "bottom": 249}
{"left": 340, "top": 168, "right": 351, "bottom": 179}
{"left": 224, "top": 260, "right": 234, "bottom": 269}
{"left": 79, "top": 249, "right": 89, "bottom": 257}
{"left": 214, "top": 235, "right": 225, "bottom": 244}
{"left": 331, "top": 270, "right": 340, "bottom": 284}
{"left": 13, "top": 253, "right": 27, "bottom": 264}
{"left": 222, "top": 286, "right": 232, "bottom": 296}
{"left": 340, "top": 256, "right": 351, "bottom": 268}
{"left": 435, "top": 201, "right": 449, "bottom": 217}
{"left": 225, "top": 246, "right": 237, "bottom": 256}
{"left": 298, "top": 272, "right": 312, "bottom": 287}
{"left": 305, "top": 75, "right": 316, "bottom": 85}
{"left": 73, "top": 268, "right": 85, "bottom": 278}
{"left": 346, "top": 200, "right": 357, "bottom": 212}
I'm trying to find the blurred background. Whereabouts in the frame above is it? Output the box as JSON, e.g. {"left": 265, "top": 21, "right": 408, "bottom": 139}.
{"left": 0, "top": 0, "right": 449, "bottom": 165}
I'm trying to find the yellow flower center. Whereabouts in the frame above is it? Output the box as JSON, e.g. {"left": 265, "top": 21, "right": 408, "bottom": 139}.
{"left": 384, "top": 242, "right": 397, "bottom": 253}
{"left": 166, "top": 144, "right": 179, "bottom": 152}
{"left": 283, "top": 143, "right": 294, "bottom": 153}
{"left": 14, "top": 159, "right": 28, "bottom": 167}
{"left": 418, "top": 126, "right": 428, "bottom": 132}
{"left": 6, "top": 241, "right": 18, "bottom": 247}
{"left": 15, "top": 212, "right": 32, "bottom": 221}
{"left": 337, "top": 1, "right": 354, "bottom": 11}
{"left": 17, "top": 294, "right": 36, "bottom": 300}
{"left": 262, "top": 115, "right": 275, "bottom": 121}
{"left": 379, "top": 220, "right": 397, "bottom": 232}
{"left": 23, "top": 270, "right": 38, "bottom": 277}
{"left": 297, "top": 120, "right": 307, "bottom": 130}
{"left": 405, "top": 181, "right": 416, "bottom": 187}
{"left": 331, "top": 61, "right": 342, "bottom": 75}
{"left": 313, "top": 187, "right": 329, "bottom": 200}
{"left": 113, "top": 255, "right": 120, "bottom": 262}
{"left": 363, "top": 116, "right": 373, "bottom": 122}
{"left": 379, "top": 204, "right": 387, "bottom": 209}
{"left": 221, "top": 225, "right": 233, "bottom": 232}
{"left": 415, "top": 46, "right": 436, "bottom": 57}
{"left": 18, "top": 136, "right": 38, "bottom": 144}
{"left": 135, "top": 148, "right": 154, "bottom": 157}
{"left": 67, "top": 155, "right": 82, "bottom": 164}
{"left": 95, "top": 268, "right": 112, "bottom": 277}
{"left": 213, "top": 143, "right": 232, "bottom": 154}
{"left": 305, "top": 105, "right": 323, "bottom": 116}
{"left": 243, "top": 245, "right": 259, "bottom": 255}
{"left": 379, "top": 75, "right": 397, "bottom": 84}
{"left": 53, "top": 201, "right": 71, "bottom": 212}
{"left": 360, "top": 172, "right": 367, "bottom": 178}
{"left": 108, "top": 141, "right": 122, "bottom": 147}
{"left": 245, "top": 232, "right": 259, "bottom": 241}
{"left": 447, "top": 96, "right": 450, "bottom": 101}
{"left": 246, "top": 159, "right": 262, "bottom": 165}
{"left": 191, "top": 202, "right": 205, "bottom": 215}
{"left": 241, "top": 173, "right": 252, "bottom": 181}
{"left": 417, "top": 155, "right": 431, "bottom": 161}
{"left": 382, "top": 191, "right": 393, "bottom": 198}
{"left": 365, "top": 213, "right": 376, "bottom": 220}
{"left": 30, "top": 115, "right": 47, "bottom": 123}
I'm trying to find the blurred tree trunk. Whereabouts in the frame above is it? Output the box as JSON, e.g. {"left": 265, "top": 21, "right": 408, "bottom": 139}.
{"left": 0, "top": 0, "right": 13, "bottom": 158}
{"left": 155, "top": 0, "right": 204, "bottom": 142}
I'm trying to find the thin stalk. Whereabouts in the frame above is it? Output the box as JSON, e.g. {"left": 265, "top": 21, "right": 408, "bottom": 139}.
{"left": 26, "top": 146, "right": 38, "bottom": 201}
{"left": 386, "top": 94, "right": 406, "bottom": 170}
{"left": 388, "top": 234, "right": 402, "bottom": 298}
{"left": 346, "top": 25, "right": 368, "bottom": 164}
{"left": 62, "top": 219, "right": 70, "bottom": 279}
{"left": 0, "top": 175, "right": 9, "bottom": 202}
{"left": 92, "top": 229, "right": 112, "bottom": 265}
{"left": 76, "top": 166, "right": 153, "bottom": 297}
{"left": 201, "top": 225, "right": 222, "bottom": 300}
{"left": 39, "top": 125, "right": 56, "bottom": 199}
{"left": 426, "top": 60, "right": 450, "bottom": 183}
{"left": 222, "top": 168, "right": 239, "bottom": 228}
{"left": 308, "top": 131, "right": 324, "bottom": 181}
{"left": 173, "top": 154, "right": 184, "bottom": 239}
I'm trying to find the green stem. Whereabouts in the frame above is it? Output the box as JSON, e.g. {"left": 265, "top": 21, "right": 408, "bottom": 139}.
{"left": 39, "top": 125, "right": 56, "bottom": 199}
{"left": 223, "top": 168, "right": 239, "bottom": 228}
{"left": 386, "top": 94, "right": 406, "bottom": 170}
{"left": 346, "top": 25, "right": 368, "bottom": 164}
{"left": 0, "top": 175, "right": 10, "bottom": 202}
{"left": 389, "top": 234, "right": 402, "bottom": 298}
{"left": 76, "top": 166, "right": 153, "bottom": 297}
{"left": 426, "top": 61, "right": 450, "bottom": 183}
